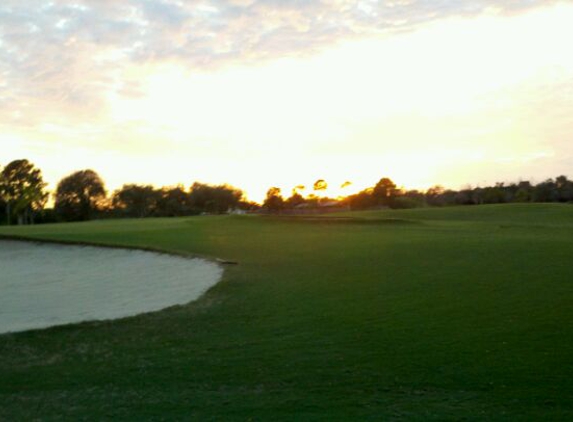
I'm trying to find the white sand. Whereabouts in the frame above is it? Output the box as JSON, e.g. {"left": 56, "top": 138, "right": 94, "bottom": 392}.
{"left": 0, "top": 240, "right": 223, "bottom": 334}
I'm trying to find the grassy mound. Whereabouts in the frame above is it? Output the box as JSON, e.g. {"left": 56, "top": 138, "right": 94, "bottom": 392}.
{"left": 1, "top": 204, "right": 572, "bottom": 420}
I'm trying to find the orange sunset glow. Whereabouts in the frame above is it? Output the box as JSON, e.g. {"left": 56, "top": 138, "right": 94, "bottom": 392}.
{"left": 2, "top": 1, "right": 572, "bottom": 202}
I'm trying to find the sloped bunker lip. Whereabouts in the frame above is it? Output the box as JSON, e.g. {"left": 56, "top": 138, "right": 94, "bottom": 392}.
{"left": 0, "top": 239, "right": 224, "bottom": 335}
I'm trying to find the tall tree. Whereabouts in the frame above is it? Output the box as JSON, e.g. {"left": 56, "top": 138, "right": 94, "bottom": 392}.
{"left": 373, "top": 177, "right": 398, "bottom": 206}
{"left": 157, "top": 186, "right": 193, "bottom": 216}
{"left": 112, "top": 184, "right": 160, "bottom": 218}
{"left": 54, "top": 170, "right": 106, "bottom": 221}
{"left": 263, "top": 187, "right": 284, "bottom": 212}
{"left": 0, "top": 159, "right": 47, "bottom": 225}
{"left": 532, "top": 178, "right": 557, "bottom": 202}
{"left": 555, "top": 175, "right": 573, "bottom": 202}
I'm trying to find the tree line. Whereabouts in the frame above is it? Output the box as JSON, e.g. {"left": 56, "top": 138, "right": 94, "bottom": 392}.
{"left": 1, "top": 158, "right": 572, "bottom": 225}
{"left": 345, "top": 177, "right": 573, "bottom": 210}
{"left": 262, "top": 175, "right": 573, "bottom": 211}
{"left": 0, "top": 159, "right": 252, "bottom": 224}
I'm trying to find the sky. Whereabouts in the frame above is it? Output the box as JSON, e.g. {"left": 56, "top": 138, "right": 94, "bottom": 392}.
{"left": 1, "top": 0, "right": 572, "bottom": 202}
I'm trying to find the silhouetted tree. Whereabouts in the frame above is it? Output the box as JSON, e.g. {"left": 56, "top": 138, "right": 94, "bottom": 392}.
{"left": 263, "top": 187, "right": 284, "bottom": 212}
{"left": 555, "top": 175, "right": 573, "bottom": 202}
{"left": 454, "top": 189, "right": 473, "bottom": 205}
{"left": 482, "top": 183, "right": 508, "bottom": 204}
{"left": 156, "top": 186, "right": 194, "bottom": 217}
{"left": 0, "top": 159, "right": 47, "bottom": 225}
{"left": 189, "top": 182, "right": 243, "bottom": 214}
{"left": 514, "top": 185, "right": 531, "bottom": 202}
{"left": 425, "top": 185, "right": 445, "bottom": 206}
{"left": 237, "top": 199, "right": 259, "bottom": 211}
{"left": 54, "top": 170, "right": 106, "bottom": 221}
{"left": 373, "top": 177, "right": 398, "bottom": 206}
{"left": 112, "top": 184, "right": 160, "bottom": 218}
{"left": 285, "top": 192, "right": 305, "bottom": 208}
{"left": 346, "top": 189, "right": 376, "bottom": 210}
{"left": 532, "top": 179, "right": 558, "bottom": 202}
{"left": 393, "top": 189, "right": 426, "bottom": 208}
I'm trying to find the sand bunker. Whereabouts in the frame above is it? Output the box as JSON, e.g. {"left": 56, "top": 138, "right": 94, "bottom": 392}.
{"left": 0, "top": 240, "right": 223, "bottom": 334}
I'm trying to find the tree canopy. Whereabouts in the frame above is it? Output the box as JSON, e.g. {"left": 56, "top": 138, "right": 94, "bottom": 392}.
{"left": 313, "top": 179, "right": 328, "bottom": 191}
{"left": 372, "top": 177, "right": 398, "bottom": 206}
{"left": 54, "top": 170, "right": 106, "bottom": 221}
{"left": 263, "top": 187, "right": 284, "bottom": 212}
{"left": 189, "top": 182, "right": 243, "bottom": 214}
{"left": 112, "top": 184, "right": 160, "bottom": 218}
{"left": 0, "top": 159, "right": 47, "bottom": 224}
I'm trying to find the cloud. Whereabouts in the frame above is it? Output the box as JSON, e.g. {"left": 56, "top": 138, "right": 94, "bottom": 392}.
{"left": 0, "top": 0, "right": 559, "bottom": 127}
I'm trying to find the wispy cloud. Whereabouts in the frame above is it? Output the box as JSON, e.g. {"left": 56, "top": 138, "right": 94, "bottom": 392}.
{"left": 0, "top": 0, "right": 558, "bottom": 125}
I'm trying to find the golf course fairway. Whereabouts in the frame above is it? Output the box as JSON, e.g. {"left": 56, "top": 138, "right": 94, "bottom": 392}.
{"left": 0, "top": 204, "right": 572, "bottom": 420}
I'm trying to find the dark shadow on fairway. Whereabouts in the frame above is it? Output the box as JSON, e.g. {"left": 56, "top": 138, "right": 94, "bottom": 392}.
{"left": 260, "top": 215, "right": 421, "bottom": 225}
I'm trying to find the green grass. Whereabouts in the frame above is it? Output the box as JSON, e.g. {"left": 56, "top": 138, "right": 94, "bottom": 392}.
{"left": 1, "top": 203, "right": 572, "bottom": 420}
